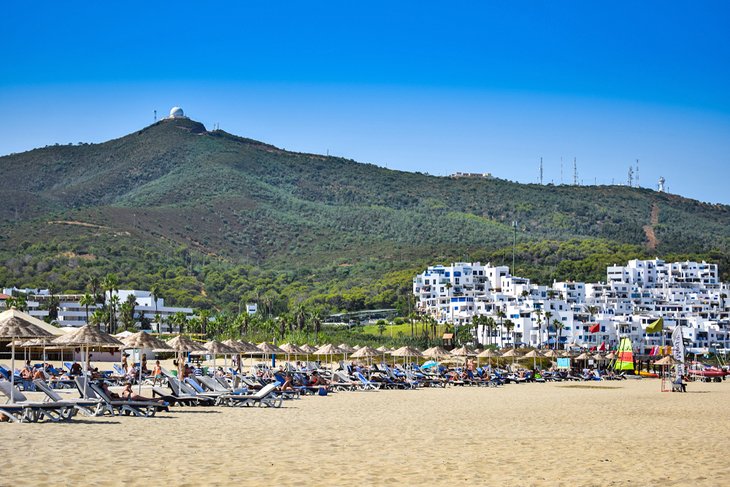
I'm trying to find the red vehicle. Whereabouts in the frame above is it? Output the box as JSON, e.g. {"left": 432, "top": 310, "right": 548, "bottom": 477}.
{"left": 688, "top": 362, "right": 727, "bottom": 382}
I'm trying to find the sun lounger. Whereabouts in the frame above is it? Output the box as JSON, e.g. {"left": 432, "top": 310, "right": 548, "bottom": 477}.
{"left": 33, "top": 379, "right": 104, "bottom": 416}
{"left": 156, "top": 373, "right": 215, "bottom": 406}
{"left": 356, "top": 372, "right": 381, "bottom": 391}
{"left": 218, "top": 383, "right": 283, "bottom": 408}
{"left": 0, "top": 381, "right": 75, "bottom": 423}
{"left": 84, "top": 381, "right": 161, "bottom": 417}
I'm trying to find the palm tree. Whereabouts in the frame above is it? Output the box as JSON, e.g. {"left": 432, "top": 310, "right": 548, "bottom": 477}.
{"left": 89, "top": 275, "right": 101, "bottom": 303}
{"left": 171, "top": 311, "right": 188, "bottom": 334}
{"left": 543, "top": 311, "right": 554, "bottom": 349}
{"left": 150, "top": 285, "right": 161, "bottom": 325}
{"left": 553, "top": 319, "right": 564, "bottom": 350}
{"left": 89, "top": 309, "right": 106, "bottom": 329}
{"left": 496, "top": 309, "right": 506, "bottom": 347}
{"left": 485, "top": 316, "right": 496, "bottom": 347}
{"left": 80, "top": 293, "right": 95, "bottom": 326}
{"left": 504, "top": 319, "right": 515, "bottom": 349}
{"left": 101, "top": 274, "right": 118, "bottom": 332}
{"left": 108, "top": 294, "right": 120, "bottom": 334}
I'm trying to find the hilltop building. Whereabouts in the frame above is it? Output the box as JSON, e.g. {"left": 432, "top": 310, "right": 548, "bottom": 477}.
{"left": 413, "top": 259, "right": 729, "bottom": 353}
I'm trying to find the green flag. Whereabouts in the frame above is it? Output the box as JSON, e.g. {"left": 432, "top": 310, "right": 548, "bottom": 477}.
{"left": 646, "top": 317, "right": 663, "bottom": 334}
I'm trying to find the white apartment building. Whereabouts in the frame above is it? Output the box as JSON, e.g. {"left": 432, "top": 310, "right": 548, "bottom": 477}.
{"left": 414, "top": 259, "right": 730, "bottom": 352}
{"left": 1, "top": 287, "right": 194, "bottom": 331}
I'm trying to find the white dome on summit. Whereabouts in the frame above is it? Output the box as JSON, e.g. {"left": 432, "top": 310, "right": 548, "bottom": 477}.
{"left": 169, "top": 106, "right": 185, "bottom": 118}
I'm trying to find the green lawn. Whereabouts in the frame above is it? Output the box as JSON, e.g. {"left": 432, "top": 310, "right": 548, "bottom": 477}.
{"left": 362, "top": 321, "right": 450, "bottom": 338}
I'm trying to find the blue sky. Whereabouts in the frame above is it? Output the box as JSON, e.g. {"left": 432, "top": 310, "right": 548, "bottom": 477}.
{"left": 2, "top": 1, "right": 729, "bottom": 203}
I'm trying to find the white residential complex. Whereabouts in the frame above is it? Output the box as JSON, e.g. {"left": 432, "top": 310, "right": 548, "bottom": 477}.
{"left": 413, "top": 259, "right": 729, "bottom": 353}
{"left": 1, "top": 287, "right": 194, "bottom": 331}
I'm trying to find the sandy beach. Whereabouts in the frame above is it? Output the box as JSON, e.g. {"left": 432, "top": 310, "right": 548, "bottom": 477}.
{"left": 2, "top": 377, "right": 729, "bottom": 486}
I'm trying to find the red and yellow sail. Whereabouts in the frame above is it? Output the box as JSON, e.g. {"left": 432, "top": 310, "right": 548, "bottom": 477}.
{"left": 614, "top": 337, "right": 634, "bottom": 371}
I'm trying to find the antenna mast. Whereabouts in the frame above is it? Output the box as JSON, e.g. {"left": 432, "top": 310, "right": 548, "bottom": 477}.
{"left": 628, "top": 166, "right": 634, "bottom": 187}
{"left": 540, "top": 157, "right": 543, "bottom": 185}
{"left": 573, "top": 157, "right": 578, "bottom": 186}
{"left": 154, "top": 110, "right": 157, "bottom": 122}
{"left": 560, "top": 157, "right": 563, "bottom": 185}
{"left": 635, "top": 158, "right": 640, "bottom": 188}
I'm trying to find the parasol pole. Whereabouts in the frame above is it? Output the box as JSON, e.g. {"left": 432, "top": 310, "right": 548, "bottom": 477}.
{"left": 10, "top": 338, "right": 16, "bottom": 403}
{"left": 138, "top": 347, "right": 143, "bottom": 394}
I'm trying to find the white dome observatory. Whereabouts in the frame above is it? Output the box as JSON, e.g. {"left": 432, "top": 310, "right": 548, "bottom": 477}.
{"left": 169, "top": 106, "right": 185, "bottom": 119}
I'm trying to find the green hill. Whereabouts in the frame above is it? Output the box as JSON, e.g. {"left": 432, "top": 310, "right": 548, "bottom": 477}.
{"left": 1, "top": 117, "right": 728, "bottom": 311}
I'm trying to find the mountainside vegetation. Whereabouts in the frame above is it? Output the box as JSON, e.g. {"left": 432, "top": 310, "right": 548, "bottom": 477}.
{"left": 1, "top": 117, "right": 729, "bottom": 315}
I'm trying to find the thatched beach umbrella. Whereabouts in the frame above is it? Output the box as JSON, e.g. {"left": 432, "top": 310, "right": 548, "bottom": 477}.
{"left": 391, "top": 346, "right": 423, "bottom": 368}
{"left": 280, "top": 343, "right": 305, "bottom": 363}
{"left": 351, "top": 345, "right": 379, "bottom": 365}
{"left": 542, "top": 349, "right": 558, "bottom": 359}
{"left": 122, "top": 331, "right": 171, "bottom": 393}
{"left": 450, "top": 345, "right": 475, "bottom": 367}
{"left": 522, "top": 349, "right": 543, "bottom": 370}
{"left": 53, "top": 325, "right": 124, "bottom": 399}
{"left": 477, "top": 348, "right": 501, "bottom": 368}
{"left": 314, "top": 344, "right": 343, "bottom": 369}
{"left": 257, "top": 342, "right": 285, "bottom": 368}
{"left": 500, "top": 348, "right": 520, "bottom": 368}
{"left": 338, "top": 343, "right": 355, "bottom": 359}
{"left": 194, "top": 340, "right": 238, "bottom": 372}
{"left": 423, "top": 346, "right": 450, "bottom": 359}
{"left": 0, "top": 308, "right": 55, "bottom": 403}
{"left": 300, "top": 343, "right": 318, "bottom": 354}
{"left": 165, "top": 335, "right": 206, "bottom": 382}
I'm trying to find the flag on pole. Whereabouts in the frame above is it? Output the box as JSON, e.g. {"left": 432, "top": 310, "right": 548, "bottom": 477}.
{"left": 598, "top": 341, "right": 606, "bottom": 352}
{"left": 646, "top": 317, "right": 663, "bottom": 334}
{"left": 588, "top": 323, "right": 600, "bottom": 333}
{"left": 671, "top": 326, "right": 685, "bottom": 377}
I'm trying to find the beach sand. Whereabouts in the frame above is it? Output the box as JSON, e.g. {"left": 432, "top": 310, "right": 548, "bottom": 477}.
{"left": 2, "top": 378, "right": 729, "bottom": 486}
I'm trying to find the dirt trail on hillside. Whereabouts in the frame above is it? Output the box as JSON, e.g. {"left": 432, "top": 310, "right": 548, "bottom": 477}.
{"left": 643, "top": 203, "right": 659, "bottom": 250}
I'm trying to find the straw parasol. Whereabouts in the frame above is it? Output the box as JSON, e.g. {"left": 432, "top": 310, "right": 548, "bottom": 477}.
{"left": 574, "top": 352, "right": 591, "bottom": 368}
{"left": 53, "top": 325, "right": 124, "bottom": 399}
{"left": 338, "top": 343, "right": 355, "bottom": 354}
{"left": 165, "top": 335, "right": 206, "bottom": 382}
{"left": 522, "top": 349, "right": 543, "bottom": 370}
{"left": 423, "top": 346, "right": 450, "bottom": 359}
{"left": 299, "top": 343, "right": 318, "bottom": 354}
{"left": 279, "top": 343, "right": 305, "bottom": 363}
{"left": 222, "top": 339, "right": 247, "bottom": 353}
{"left": 194, "top": 340, "right": 239, "bottom": 371}
{"left": 0, "top": 308, "right": 55, "bottom": 402}
{"left": 350, "top": 346, "right": 379, "bottom": 365}
{"left": 592, "top": 353, "right": 604, "bottom": 362}
{"left": 542, "top": 349, "right": 558, "bottom": 359}
{"left": 477, "top": 348, "right": 501, "bottom": 368}
{"left": 121, "top": 331, "right": 172, "bottom": 393}
{"left": 314, "top": 344, "right": 343, "bottom": 369}
{"left": 605, "top": 351, "right": 616, "bottom": 360}
{"left": 391, "top": 346, "right": 423, "bottom": 368}
{"left": 450, "top": 345, "right": 475, "bottom": 367}
{"left": 257, "top": 342, "right": 285, "bottom": 367}
{"left": 654, "top": 355, "right": 679, "bottom": 366}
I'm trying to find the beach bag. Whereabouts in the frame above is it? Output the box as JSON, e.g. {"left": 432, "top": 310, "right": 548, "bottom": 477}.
{"left": 318, "top": 387, "right": 328, "bottom": 396}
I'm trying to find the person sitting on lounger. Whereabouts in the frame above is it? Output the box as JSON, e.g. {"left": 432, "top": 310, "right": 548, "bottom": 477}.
{"left": 100, "top": 382, "right": 121, "bottom": 400}
{"left": 120, "top": 383, "right": 167, "bottom": 405}
{"left": 126, "top": 363, "right": 138, "bottom": 382}
{"left": 281, "top": 372, "right": 294, "bottom": 392}
{"left": 32, "top": 367, "right": 45, "bottom": 381}
{"left": 309, "top": 371, "right": 328, "bottom": 386}
{"left": 20, "top": 363, "right": 34, "bottom": 381}
{"left": 70, "top": 362, "right": 83, "bottom": 376}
